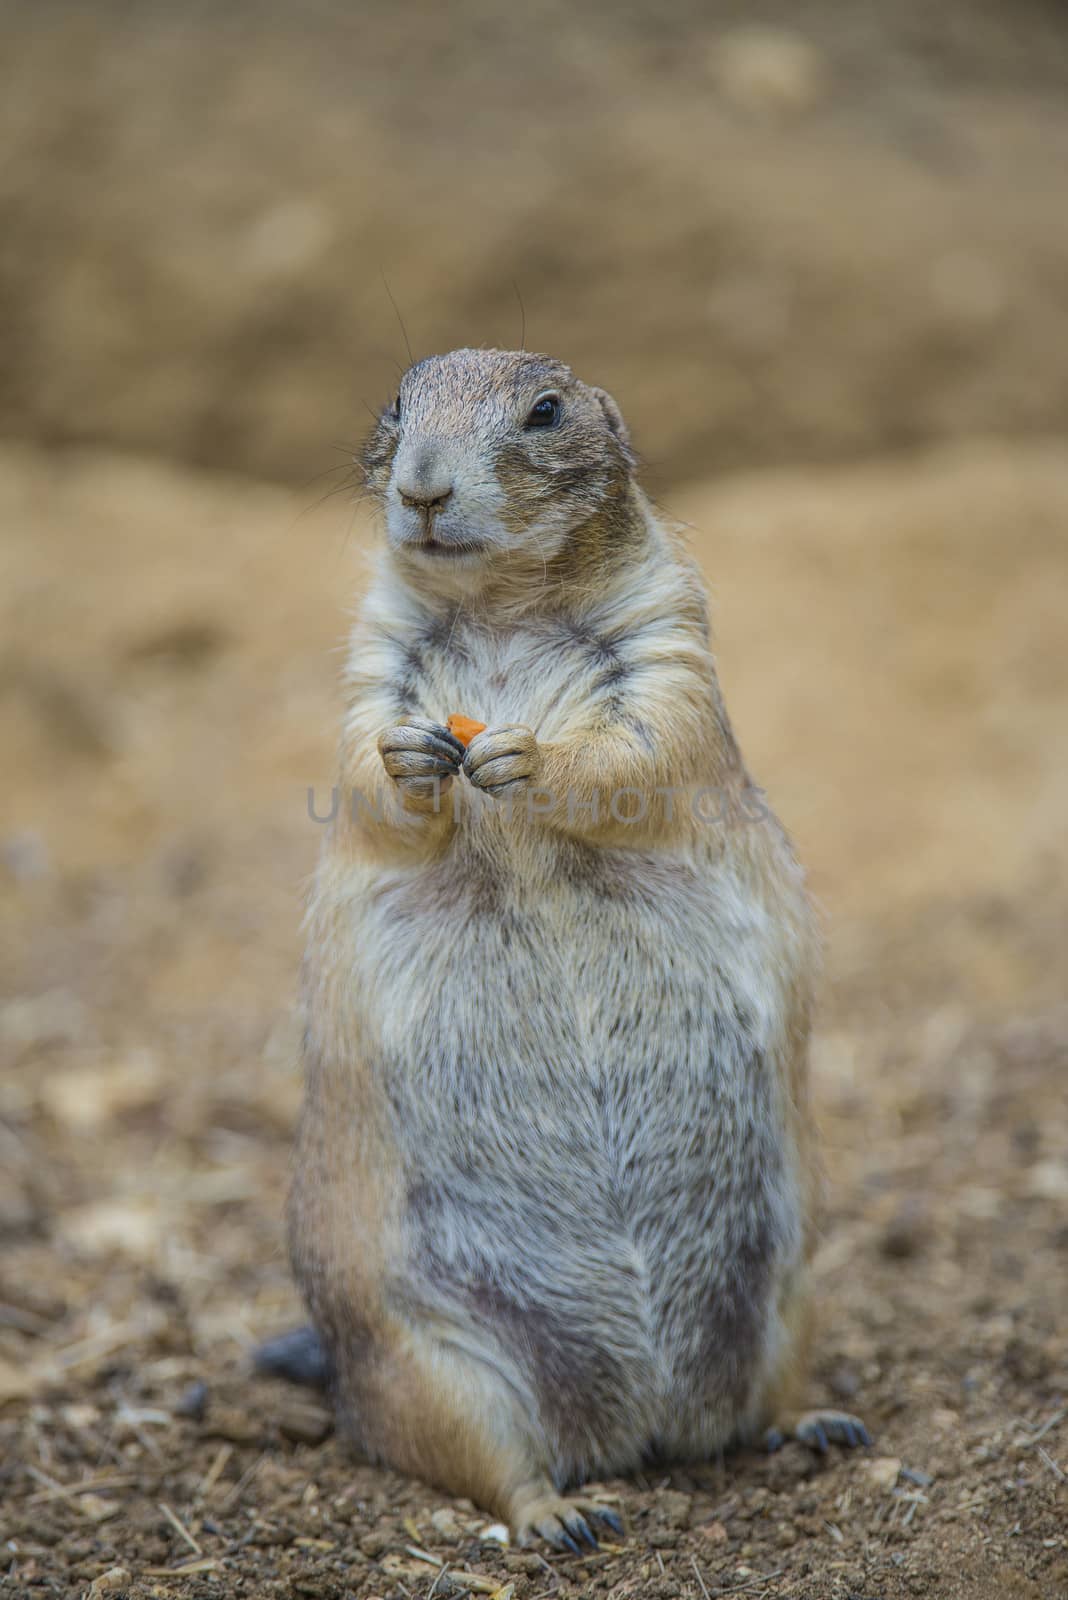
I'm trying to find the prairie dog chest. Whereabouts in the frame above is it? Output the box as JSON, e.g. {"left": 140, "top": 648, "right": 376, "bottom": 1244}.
{"left": 395, "top": 614, "right": 616, "bottom": 740}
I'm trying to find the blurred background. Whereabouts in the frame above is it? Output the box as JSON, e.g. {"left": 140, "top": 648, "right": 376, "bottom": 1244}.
{"left": 1, "top": 5, "right": 1066, "bottom": 1597}
{"left": 5, "top": 0, "right": 1068, "bottom": 483}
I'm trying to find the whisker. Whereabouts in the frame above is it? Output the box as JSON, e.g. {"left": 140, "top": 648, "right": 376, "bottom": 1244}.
{"left": 511, "top": 279, "right": 527, "bottom": 353}
{"left": 298, "top": 476, "right": 369, "bottom": 521}
{"left": 381, "top": 272, "right": 415, "bottom": 367}
{"left": 300, "top": 461, "right": 361, "bottom": 492}
{"left": 336, "top": 495, "right": 367, "bottom": 569}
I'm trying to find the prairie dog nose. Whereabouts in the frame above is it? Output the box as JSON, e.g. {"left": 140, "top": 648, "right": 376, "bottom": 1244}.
{"left": 396, "top": 478, "right": 454, "bottom": 511}
{"left": 394, "top": 442, "right": 455, "bottom": 512}
{"left": 396, "top": 454, "right": 454, "bottom": 508}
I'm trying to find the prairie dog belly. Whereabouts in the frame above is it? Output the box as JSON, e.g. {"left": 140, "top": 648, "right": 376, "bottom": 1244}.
{"left": 341, "top": 820, "right": 804, "bottom": 1464}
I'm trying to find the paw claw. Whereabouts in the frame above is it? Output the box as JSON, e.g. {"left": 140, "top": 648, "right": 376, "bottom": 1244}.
{"left": 763, "top": 1426, "right": 786, "bottom": 1454}
{"left": 566, "top": 1513, "right": 598, "bottom": 1549}
{"left": 590, "top": 1506, "right": 624, "bottom": 1538}
{"left": 516, "top": 1493, "right": 616, "bottom": 1553}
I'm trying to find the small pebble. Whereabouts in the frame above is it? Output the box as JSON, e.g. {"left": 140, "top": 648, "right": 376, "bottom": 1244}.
{"left": 205, "top": 1405, "right": 263, "bottom": 1445}
{"left": 429, "top": 1507, "right": 462, "bottom": 1540}
{"left": 504, "top": 1552, "right": 544, "bottom": 1574}
{"left": 656, "top": 1488, "right": 692, "bottom": 1529}
{"left": 275, "top": 1397, "right": 333, "bottom": 1444}
{"left": 880, "top": 1197, "right": 929, "bottom": 1260}
{"left": 865, "top": 1455, "right": 902, "bottom": 1490}
{"left": 359, "top": 1529, "right": 394, "bottom": 1557}
{"left": 88, "top": 1570, "right": 131, "bottom": 1596}
{"left": 828, "top": 1366, "right": 860, "bottom": 1400}
{"left": 175, "top": 1380, "right": 209, "bottom": 1421}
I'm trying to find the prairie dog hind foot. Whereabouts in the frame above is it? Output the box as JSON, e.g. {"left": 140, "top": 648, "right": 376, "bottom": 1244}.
{"left": 510, "top": 1486, "right": 625, "bottom": 1552}
{"left": 764, "top": 1408, "right": 872, "bottom": 1454}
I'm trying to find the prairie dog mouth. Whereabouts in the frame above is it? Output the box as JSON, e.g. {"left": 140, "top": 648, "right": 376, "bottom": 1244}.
{"left": 412, "top": 539, "right": 488, "bottom": 558}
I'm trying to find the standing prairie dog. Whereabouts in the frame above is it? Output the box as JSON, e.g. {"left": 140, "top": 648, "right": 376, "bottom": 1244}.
{"left": 279, "top": 348, "right": 868, "bottom": 1549}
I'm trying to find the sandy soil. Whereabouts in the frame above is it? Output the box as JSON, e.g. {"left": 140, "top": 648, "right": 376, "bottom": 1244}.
{"left": 1, "top": 436, "right": 1065, "bottom": 1598}
{"left": 4, "top": 2, "right": 1068, "bottom": 490}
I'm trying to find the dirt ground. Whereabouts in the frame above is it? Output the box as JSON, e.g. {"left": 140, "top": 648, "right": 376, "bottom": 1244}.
{"left": 1, "top": 434, "right": 1066, "bottom": 1599}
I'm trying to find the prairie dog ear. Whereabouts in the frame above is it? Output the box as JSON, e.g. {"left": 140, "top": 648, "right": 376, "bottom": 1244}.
{"left": 592, "top": 386, "right": 636, "bottom": 466}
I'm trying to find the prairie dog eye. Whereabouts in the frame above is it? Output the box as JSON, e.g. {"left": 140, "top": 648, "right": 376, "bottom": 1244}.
{"left": 391, "top": 395, "right": 401, "bottom": 421}
{"left": 525, "top": 393, "right": 560, "bottom": 429}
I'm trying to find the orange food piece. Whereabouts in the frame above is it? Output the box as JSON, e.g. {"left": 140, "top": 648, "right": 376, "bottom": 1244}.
{"left": 446, "top": 713, "right": 486, "bottom": 748}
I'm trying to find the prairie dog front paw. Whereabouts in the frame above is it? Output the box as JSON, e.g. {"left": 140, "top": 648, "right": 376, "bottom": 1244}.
{"left": 378, "top": 717, "right": 464, "bottom": 810}
{"left": 463, "top": 725, "right": 542, "bottom": 797}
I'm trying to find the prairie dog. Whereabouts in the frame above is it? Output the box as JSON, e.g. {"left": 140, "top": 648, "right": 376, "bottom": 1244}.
{"left": 282, "top": 348, "right": 867, "bottom": 1548}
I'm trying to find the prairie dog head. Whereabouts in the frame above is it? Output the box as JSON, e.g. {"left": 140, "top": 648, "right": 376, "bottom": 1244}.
{"left": 362, "top": 348, "right": 636, "bottom": 592}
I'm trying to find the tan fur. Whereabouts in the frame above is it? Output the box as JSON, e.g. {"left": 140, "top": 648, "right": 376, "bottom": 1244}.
{"left": 287, "top": 349, "right": 859, "bottom": 1544}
